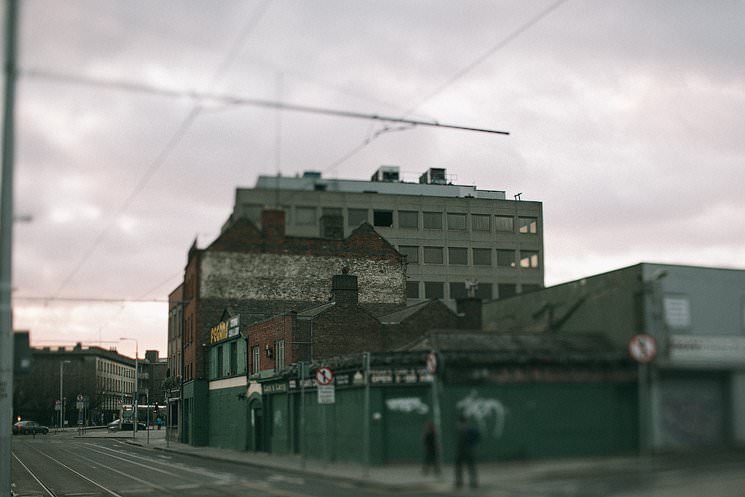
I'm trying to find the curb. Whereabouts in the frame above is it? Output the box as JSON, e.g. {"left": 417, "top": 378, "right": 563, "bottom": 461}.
{"left": 126, "top": 441, "right": 445, "bottom": 493}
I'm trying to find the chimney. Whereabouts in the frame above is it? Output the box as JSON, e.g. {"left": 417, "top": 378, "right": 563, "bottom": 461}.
{"left": 456, "top": 297, "right": 482, "bottom": 330}
{"left": 331, "top": 268, "right": 358, "bottom": 306}
{"left": 262, "top": 209, "right": 286, "bottom": 240}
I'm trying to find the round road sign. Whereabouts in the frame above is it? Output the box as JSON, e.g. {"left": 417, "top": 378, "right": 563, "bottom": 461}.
{"left": 628, "top": 334, "right": 657, "bottom": 364}
{"left": 315, "top": 367, "right": 334, "bottom": 385}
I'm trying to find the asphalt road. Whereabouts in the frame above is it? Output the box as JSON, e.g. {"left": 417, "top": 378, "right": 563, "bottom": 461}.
{"left": 11, "top": 433, "right": 416, "bottom": 497}
{"left": 11, "top": 432, "right": 745, "bottom": 497}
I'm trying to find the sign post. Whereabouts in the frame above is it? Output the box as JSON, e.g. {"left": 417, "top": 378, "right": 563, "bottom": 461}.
{"left": 427, "top": 351, "right": 444, "bottom": 479}
{"left": 629, "top": 334, "right": 657, "bottom": 454}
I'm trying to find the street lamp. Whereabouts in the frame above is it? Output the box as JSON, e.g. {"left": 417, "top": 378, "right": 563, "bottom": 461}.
{"left": 120, "top": 337, "right": 138, "bottom": 438}
{"left": 59, "top": 360, "right": 71, "bottom": 431}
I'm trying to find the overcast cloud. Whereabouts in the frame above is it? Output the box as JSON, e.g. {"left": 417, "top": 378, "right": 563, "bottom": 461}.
{"left": 10, "top": 0, "right": 745, "bottom": 357}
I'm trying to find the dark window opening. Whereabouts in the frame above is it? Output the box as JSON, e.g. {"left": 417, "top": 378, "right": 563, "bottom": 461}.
{"left": 373, "top": 210, "right": 393, "bottom": 227}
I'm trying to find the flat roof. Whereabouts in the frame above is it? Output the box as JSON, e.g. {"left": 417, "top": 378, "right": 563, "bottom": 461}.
{"left": 253, "top": 174, "right": 506, "bottom": 200}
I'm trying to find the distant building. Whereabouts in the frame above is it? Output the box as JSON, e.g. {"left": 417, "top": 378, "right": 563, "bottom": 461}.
{"left": 14, "top": 344, "right": 135, "bottom": 426}
{"left": 229, "top": 166, "right": 544, "bottom": 305}
{"left": 140, "top": 350, "right": 168, "bottom": 406}
{"left": 482, "top": 262, "right": 745, "bottom": 451}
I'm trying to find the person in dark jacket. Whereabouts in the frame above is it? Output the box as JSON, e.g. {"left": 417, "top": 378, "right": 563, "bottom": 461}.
{"left": 454, "top": 414, "right": 479, "bottom": 488}
{"left": 422, "top": 420, "right": 440, "bottom": 475}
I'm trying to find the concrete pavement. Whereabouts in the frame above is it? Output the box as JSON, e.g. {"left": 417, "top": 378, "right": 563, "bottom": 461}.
{"left": 76, "top": 428, "right": 745, "bottom": 496}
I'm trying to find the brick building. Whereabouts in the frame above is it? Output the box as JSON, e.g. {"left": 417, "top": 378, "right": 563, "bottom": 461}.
{"left": 247, "top": 272, "right": 384, "bottom": 377}
{"left": 173, "top": 208, "right": 406, "bottom": 445}
{"left": 178, "top": 209, "right": 405, "bottom": 385}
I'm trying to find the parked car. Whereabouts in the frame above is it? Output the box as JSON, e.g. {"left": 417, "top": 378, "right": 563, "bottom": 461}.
{"left": 13, "top": 421, "right": 49, "bottom": 435}
{"left": 107, "top": 419, "right": 146, "bottom": 432}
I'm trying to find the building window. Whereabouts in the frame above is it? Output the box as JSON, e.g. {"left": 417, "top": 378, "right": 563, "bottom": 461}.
{"left": 399, "top": 245, "right": 419, "bottom": 264}
{"left": 373, "top": 210, "right": 393, "bottom": 227}
{"left": 423, "top": 246, "right": 444, "bottom": 264}
{"left": 448, "top": 247, "right": 468, "bottom": 265}
{"left": 519, "top": 250, "right": 540, "bottom": 269}
{"left": 476, "top": 283, "right": 492, "bottom": 300}
{"left": 423, "top": 212, "right": 442, "bottom": 230}
{"left": 447, "top": 213, "right": 467, "bottom": 231}
{"left": 406, "top": 281, "right": 420, "bottom": 299}
{"left": 252, "top": 346, "right": 260, "bottom": 374}
{"left": 348, "top": 208, "right": 368, "bottom": 226}
{"left": 497, "top": 249, "right": 516, "bottom": 268}
{"left": 518, "top": 217, "right": 538, "bottom": 234}
{"left": 424, "top": 282, "right": 444, "bottom": 299}
{"left": 498, "top": 284, "right": 517, "bottom": 299}
{"left": 450, "top": 282, "right": 467, "bottom": 299}
{"left": 472, "top": 214, "right": 490, "bottom": 231}
{"left": 216, "top": 346, "right": 224, "bottom": 378}
{"left": 495, "top": 215, "right": 514, "bottom": 232}
{"left": 296, "top": 206, "right": 317, "bottom": 226}
{"left": 473, "top": 248, "right": 492, "bottom": 266}
{"left": 398, "top": 210, "right": 418, "bottom": 229}
{"left": 229, "top": 341, "right": 237, "bottom": 376}
{"left": 275, "top": 340, "right": 285, "bottom": 371}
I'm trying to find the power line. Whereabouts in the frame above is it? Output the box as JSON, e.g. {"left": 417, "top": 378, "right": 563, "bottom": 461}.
{"left": 404, "top": 0, "right": 569, "bottom": 116}
{"left": 320, "top": 0, "right": 569, "bottom": 171}
{"left": 49, "top": 1, "right": 272, "bottom": 297}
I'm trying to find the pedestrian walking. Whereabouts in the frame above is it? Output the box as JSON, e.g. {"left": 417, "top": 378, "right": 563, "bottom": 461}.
{"left": 454, "top": 414, "right": 480, "bottom": 489}
{"left": 422, "top": 420, "right": 440, "bottom": 475}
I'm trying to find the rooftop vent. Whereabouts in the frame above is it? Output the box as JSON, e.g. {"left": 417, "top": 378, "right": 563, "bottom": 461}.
{"left": 419, "top": 168, "right": 447, "bottom": 185}
{"left": 370, "top": 165, "right": 400, "bottom": 183}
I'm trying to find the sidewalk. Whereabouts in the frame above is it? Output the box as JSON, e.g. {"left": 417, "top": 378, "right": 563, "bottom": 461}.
{"left": 77, "top": 429, "right": 745, "bottom": 495}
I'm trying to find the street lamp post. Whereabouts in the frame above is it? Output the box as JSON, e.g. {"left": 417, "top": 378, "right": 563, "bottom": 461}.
{"left": 120, "top": 338, "right": 138, "bottom": 438}
{"left": 59, "top": 360, "right": 71, "bottom": 430}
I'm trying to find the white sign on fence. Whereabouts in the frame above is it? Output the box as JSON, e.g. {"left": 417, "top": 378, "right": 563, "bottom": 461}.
{"left": 317, "top": 384, "right": 335, "bottom": 404}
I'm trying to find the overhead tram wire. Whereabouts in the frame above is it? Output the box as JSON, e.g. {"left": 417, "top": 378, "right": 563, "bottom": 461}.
{"left": 319, "top": 0, "right": 570, "bottom": 172}
{"left": 47, "top": 0, "right": 272, "bottom": 298}
{"left": 23, "top": 69, "right": 510, "bottom": 136}
{"left": 13, "top": 296, "right": 168, "bottom": 304}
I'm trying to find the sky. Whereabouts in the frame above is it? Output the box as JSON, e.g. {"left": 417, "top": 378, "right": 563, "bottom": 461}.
{"left": 10, "top": 0, "right": 745, "bottom": 358}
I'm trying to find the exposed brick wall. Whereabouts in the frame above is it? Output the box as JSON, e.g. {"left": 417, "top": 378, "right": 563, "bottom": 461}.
{"left": 200, "top": 252, "right": 405, "bottom": 304}
{"left": 247, "top": 314, "right": 297, "bottom": 374}
{"left": 311, "top": 304, "right": 383, "bottom": 359}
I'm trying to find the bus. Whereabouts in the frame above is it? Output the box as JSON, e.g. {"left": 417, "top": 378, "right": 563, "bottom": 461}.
{"left": 117, "top": 404, "right": 164, "bottom": 429}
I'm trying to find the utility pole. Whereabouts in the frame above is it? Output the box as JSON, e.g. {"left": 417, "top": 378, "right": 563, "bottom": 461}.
{"left": 0, "top": 1, "right": 19, "bottom": 496}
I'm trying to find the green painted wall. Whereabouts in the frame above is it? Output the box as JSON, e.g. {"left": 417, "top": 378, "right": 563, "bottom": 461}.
{"left": 208, "top": 385, "right": 248, "bottom": 450}
{"left": 260, "top": 379, "right": 638, "bottom": 464}
{"left": 182, "top": 380, "right": 209, "bottom": 446}
{"left": 440, "top": 382, "right": 638, "bottom": 461}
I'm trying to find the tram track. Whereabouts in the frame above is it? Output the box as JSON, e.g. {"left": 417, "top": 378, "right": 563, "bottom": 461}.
{"left": 11, "top": 439, "right": 315, "bottom": 497}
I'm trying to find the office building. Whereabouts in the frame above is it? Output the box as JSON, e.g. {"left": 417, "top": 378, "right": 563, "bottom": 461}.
{"left": 229, "top": 166, "right": 544, "bottom": 306}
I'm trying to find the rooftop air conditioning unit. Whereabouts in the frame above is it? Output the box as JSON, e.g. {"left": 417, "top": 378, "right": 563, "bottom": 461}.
{"left": 371, "top": 165, "right": 400, "bottom": 182}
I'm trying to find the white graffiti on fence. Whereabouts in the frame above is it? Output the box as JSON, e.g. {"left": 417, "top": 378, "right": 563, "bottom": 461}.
{"left": 456, "top": 390, "right": 507, "bottom": 438}
{"left": 274, "top": 410, "right": 283, "bottom": 429}
{"left": 385, "top": 397, "right": 429, "bottom": 415}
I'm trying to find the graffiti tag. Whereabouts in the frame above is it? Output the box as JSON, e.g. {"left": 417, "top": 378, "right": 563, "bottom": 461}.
{"left": 385, "top": 397, "right": 429, "bottom": 415}
{"left": 456, "top": 390, "right": 507, "bottom": 438}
